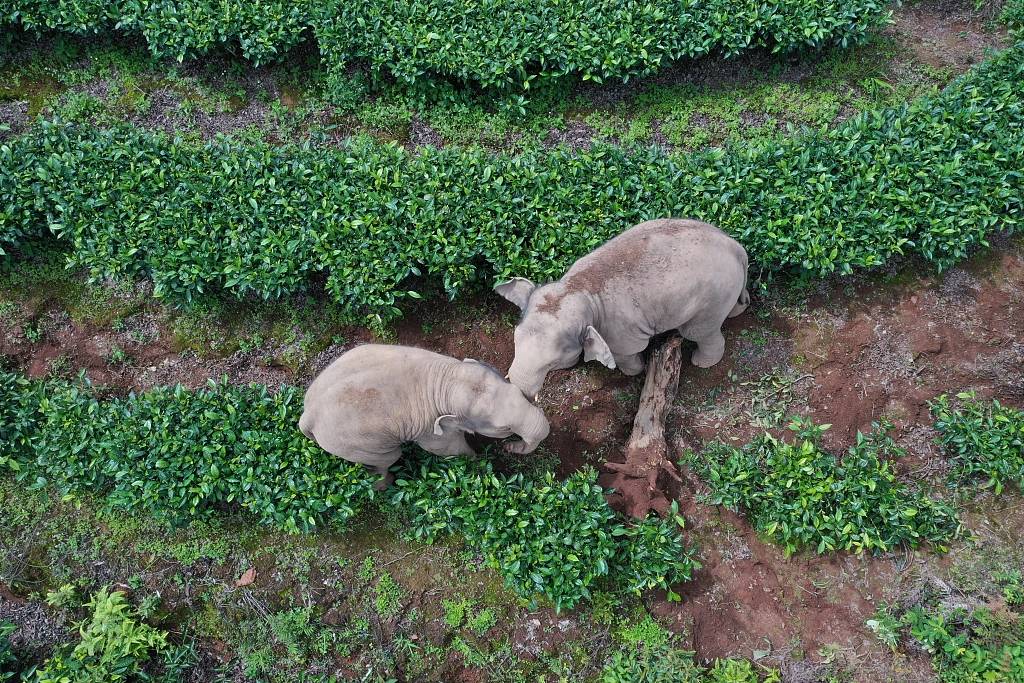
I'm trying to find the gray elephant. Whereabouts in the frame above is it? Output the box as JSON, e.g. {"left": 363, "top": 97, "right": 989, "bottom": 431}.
{"left": 495, "top": 218, "right": 749, "bottom": 399}
{"left": 299, "top": 344, "right": 550, "bottom": 489}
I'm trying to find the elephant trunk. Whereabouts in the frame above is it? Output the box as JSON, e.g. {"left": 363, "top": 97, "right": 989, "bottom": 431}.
{"left": 506, "top": 362, "right": 545, "bottom": 403}
{"left": 514, "top": 404, "right": 551, "bottom": 453}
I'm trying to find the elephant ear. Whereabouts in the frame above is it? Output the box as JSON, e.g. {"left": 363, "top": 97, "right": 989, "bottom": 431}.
{"left": 433, "top": 415, "right": 468, "bottom": 436}
{"left": 582, "top": 326, "right": 616, "bottom": 369}
{"left": 493, "top": 277, "right": 536, "bottom": 311}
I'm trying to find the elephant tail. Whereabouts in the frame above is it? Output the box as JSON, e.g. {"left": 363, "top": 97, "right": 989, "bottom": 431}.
{"left": 728, "top": 268, "right": 750, "bottom": 319}
{"left": 298, "top": 410, "right": 315, "bottom": 440}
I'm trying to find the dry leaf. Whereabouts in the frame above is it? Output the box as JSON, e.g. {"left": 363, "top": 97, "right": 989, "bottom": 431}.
{"left": 235, "top": 567, "right": 257, "bottom": 587}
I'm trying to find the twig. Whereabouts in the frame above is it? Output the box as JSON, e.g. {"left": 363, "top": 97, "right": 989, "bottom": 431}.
{"left": 381, "top": 550, "right": 418, "bottom": 568}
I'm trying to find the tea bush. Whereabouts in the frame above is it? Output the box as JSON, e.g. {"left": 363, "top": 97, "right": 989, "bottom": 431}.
{"left": 930, "top": 393, "right": 1024, "bottom": 494}
{"left": 870, "top": 605, "right": 1024, "bottom": 683}
{"left": 390, "top": 458, "right": 699, "bottom": 611}
{"left": 2, "top": 43, "right": 1021, "bottom": 325}
{"left": 0, "top": 371, "right": 697, "bottom": 609}
{"left": 933, "top": 393, "right": 1019, "bottom": 493}
{"left": 2, "top": 371, "right": 377, "bottom": 532}
{"left": 688, "top": 419, "right": 961, "bottom": 556}
{"left": 0, "top": 44, "right": 1019, "bottom": 325}
{"left": 4, "top": 0, "right": 891, "bottom": 88}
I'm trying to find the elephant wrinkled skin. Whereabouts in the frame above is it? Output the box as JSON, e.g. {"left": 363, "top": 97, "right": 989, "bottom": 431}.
{"left": 495, "top": 219, "right": 749, "bottom": 399}
{"left": 299, "top": 345, "right": 550, "bottom": 489}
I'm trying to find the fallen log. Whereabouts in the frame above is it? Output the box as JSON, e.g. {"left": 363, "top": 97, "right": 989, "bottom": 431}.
{"left": 601, "top": 335, "right": 685, "bottom": 518}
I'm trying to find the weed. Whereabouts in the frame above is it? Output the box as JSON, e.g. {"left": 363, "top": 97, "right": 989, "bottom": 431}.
{"left": 374, "top": 572, "right": 404, "bottom": 620}
{"left": 866, "top": 605, "right": 901, "bottom": 650}
{"left": 358, "top": 557, "right": 376, "bottom": 584}
{"left": 467, "top": 608, "right": 496, "bottom": 635}
{"left": 442, "top": 598, "right": 470, "bottom": 628}
{"left": 105, "top": 344, "right": 129, "bottom": 367}
{"left": 22, "top": 322, "right": 42, "bottom": 343}
{"left": 615, "top": 612, "right": 671, "bottom": 649}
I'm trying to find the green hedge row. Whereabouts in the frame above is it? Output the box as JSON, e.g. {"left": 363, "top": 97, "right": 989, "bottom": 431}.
{"left": 687, "top": 419, "right": 961, "bottom": 555}
{"left": 4, "top": 0, "right": 891, "bottom": 89}
{"left": 0, "top": 371, "right": 376, "bottom": 532}
{"left": 0, "top": 371, "right": 696, "bottom": 610}
{"left": 392, "top": 460, "right": 699, "bottom": 610}
{"left": 2, "top": 44, "right": 1022, "bottom": 326}
{"left": 931, "top": 393, "right": 1024, "bottom": 495}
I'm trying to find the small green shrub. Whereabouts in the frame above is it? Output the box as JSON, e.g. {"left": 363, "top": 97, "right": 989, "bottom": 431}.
{"left": 706, "top": 659, "right": 766, "bottom": 683}
{"left": 600, "top": 645, "right": 776, "bottom": 683}
{"left": 44, "top": 583, "right": 78, "bottom": 609}
{"left": 0, "top": 621, "right": 17, "bottom": 682}
{"left": 997, "top": 571, "right": 1024, "bottom": 607}
{"left": 1004, "top": 0, "right": 1024, "bottom": 34}
{"left": 888, "top": 606, "right": 1024, "bottom": 683}
{"left": 930, "top": 392, "right": 1024, "bottom": 494}
{"left": 33, "top": 587, "right": 186, "bottom": 683}
{"left": 601, "top": 645, "right": 704, "bottom": 683}
{"left": 689, "top": 418, "right": 961, "bottom": 555}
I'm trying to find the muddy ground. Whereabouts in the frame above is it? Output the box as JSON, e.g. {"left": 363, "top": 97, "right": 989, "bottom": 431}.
{"left": 2, "top": 234, "right": 1021, "bottom": 680}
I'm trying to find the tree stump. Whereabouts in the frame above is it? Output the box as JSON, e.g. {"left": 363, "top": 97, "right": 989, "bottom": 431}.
{"left": 601, "top": 335, "right": 685, "bottom": 518}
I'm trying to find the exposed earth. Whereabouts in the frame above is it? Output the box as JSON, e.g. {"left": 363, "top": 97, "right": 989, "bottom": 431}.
{"left": 2, "top": 234, "right": 1021, "bottom": 680}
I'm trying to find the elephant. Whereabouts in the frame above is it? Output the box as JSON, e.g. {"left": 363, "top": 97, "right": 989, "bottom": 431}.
{"left": 494, "top": 218, "right": 749, "bottom": 400}
{"left": 298, "top": 344, "right": 550, "bottom": 489}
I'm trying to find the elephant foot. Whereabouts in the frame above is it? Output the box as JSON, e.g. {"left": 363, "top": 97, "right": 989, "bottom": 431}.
{"left": 690, "top": 333, "right": 725, "bottom": 368}
{"left": 614, "top": 353, "right": 645, "bottom": 376}
{"left": 373, "top": 471, "right": 395, "bottom": 491}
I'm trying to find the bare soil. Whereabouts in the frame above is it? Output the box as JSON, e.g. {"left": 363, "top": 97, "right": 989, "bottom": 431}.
{"left": 2, "top": 237, "right": 1022, "bottom": 678}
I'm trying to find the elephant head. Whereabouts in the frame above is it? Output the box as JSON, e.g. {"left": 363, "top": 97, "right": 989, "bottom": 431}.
{"left": 494, "top": 278, "right": 613, "bottom": 400}
{"left": 441, "top": 358, "right": 551, "bottom": 453}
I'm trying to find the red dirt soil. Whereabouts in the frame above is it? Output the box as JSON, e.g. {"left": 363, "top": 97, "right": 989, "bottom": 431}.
{"left": 1, "top": 239, "right": 1022, "bottom": 674}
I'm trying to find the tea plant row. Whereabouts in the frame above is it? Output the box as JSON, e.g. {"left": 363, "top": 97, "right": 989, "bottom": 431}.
{"left": 0, "top": 371, "right": 696, "bottom": 610}
{"left": 2, "top": 43, "right": 1021, "bottom": 326}
{"left": 687, "top": 418, "right": 962, "bottom": 556}
{"left": 5, "top": 0, "right": 890, "bottom": 90}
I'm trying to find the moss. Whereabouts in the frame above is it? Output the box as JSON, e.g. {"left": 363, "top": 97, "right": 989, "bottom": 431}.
{"left": 0, "top": 74, "right": 63, "bottom": 116}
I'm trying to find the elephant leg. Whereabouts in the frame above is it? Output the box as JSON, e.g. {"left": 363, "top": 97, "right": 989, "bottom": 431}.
{"left": 414, "top": 432, "right": 476, "bottom": 457}
{"left": 688, "top": 330, "right": 726, "bottom": 368}
{"left": 613, "top": 351, "right": 645, "bottom": 376}
{"left": 368, "top": 449, "right": 402, "bottom": 491}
